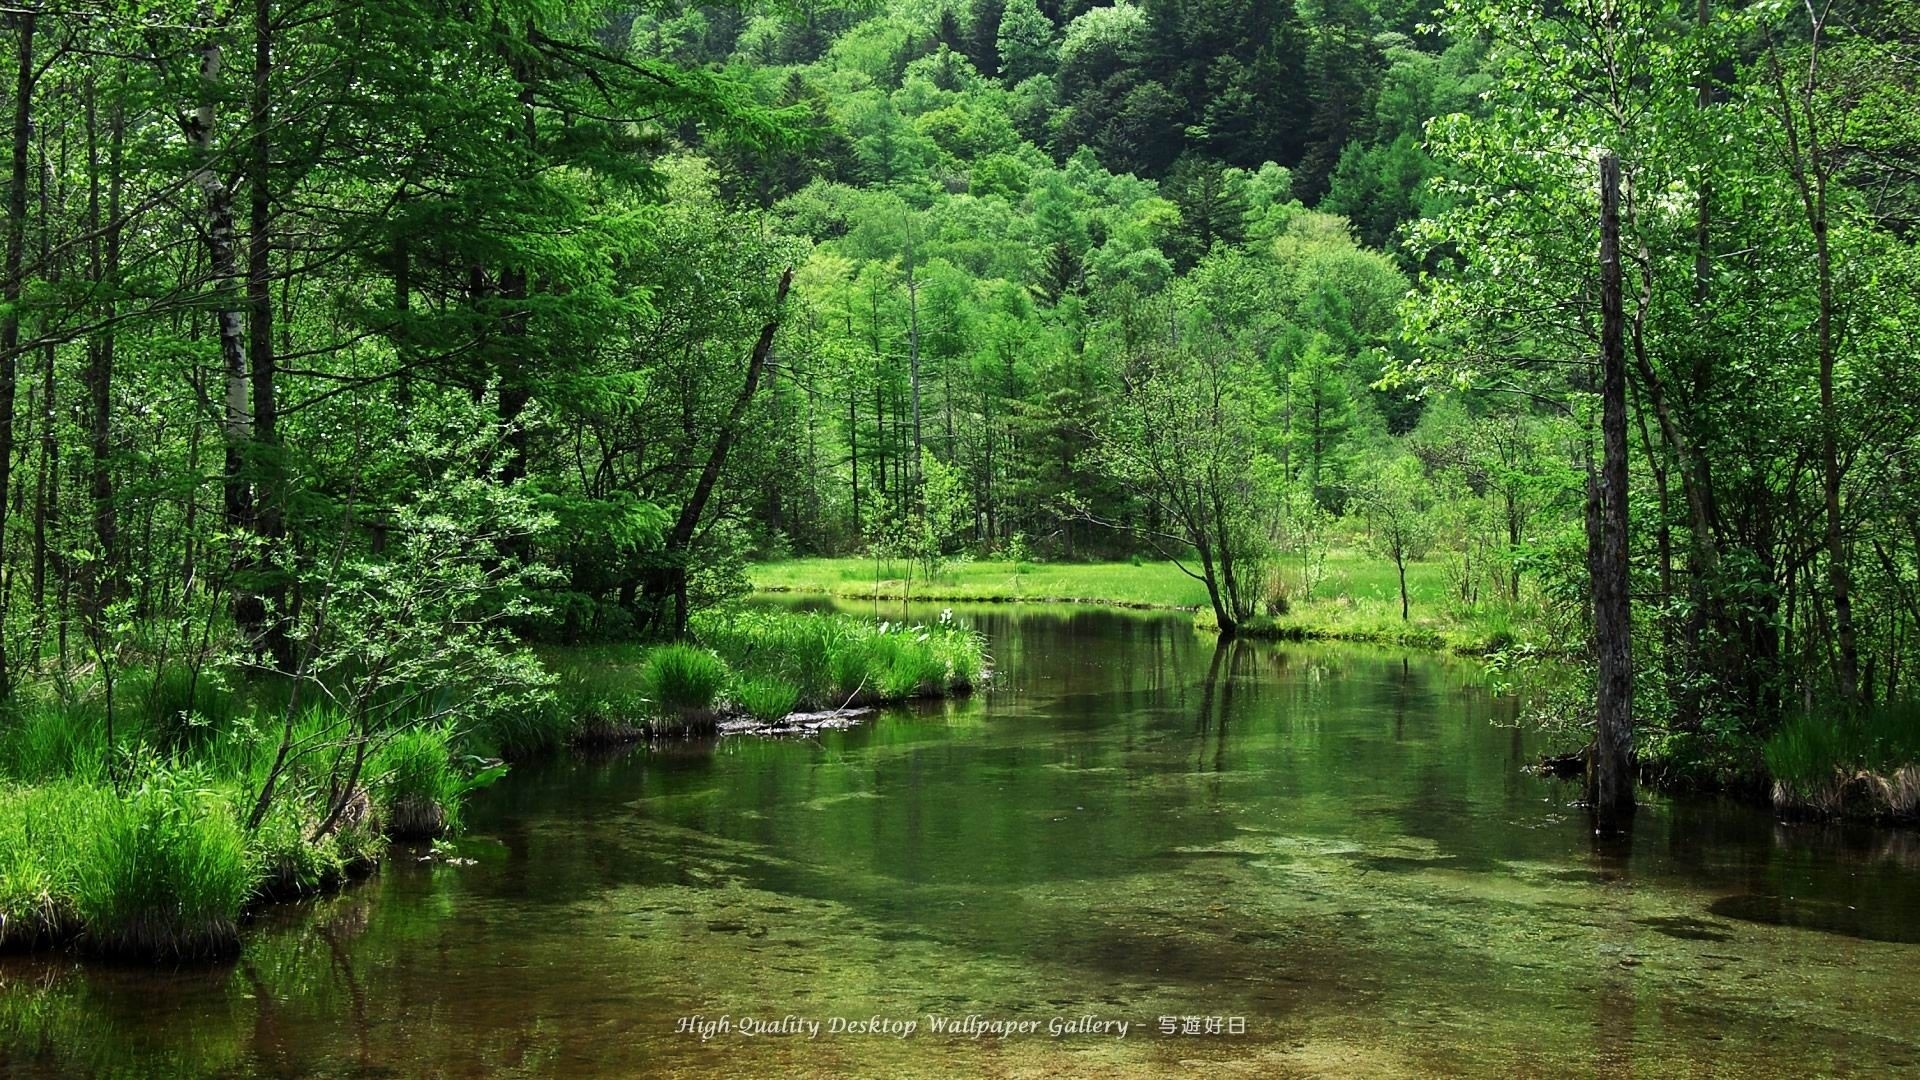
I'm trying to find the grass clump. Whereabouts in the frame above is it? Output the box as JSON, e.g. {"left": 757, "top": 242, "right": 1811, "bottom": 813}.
{"left": 370, "top": 724, "right": 467, "bottom": 839}
{"left": 732, "top": 676, "right": 801, "bottom": 722}
{"left": 69, "top": 762, "right": 257, "bottom": 960}
{"left": 637, "top": 644, "right": 730, "bottom": 715}
{"left": 0, "top": 781, "right": 108, "bottom": 948}
{"left": 0, "top": 703, "right": 116, "bottom": 783}
{"left": 1764, "top": 704, "right": 1920, "bottom": 820}
{"left": 692, "top": 609, "right": 986, "bottom": 709}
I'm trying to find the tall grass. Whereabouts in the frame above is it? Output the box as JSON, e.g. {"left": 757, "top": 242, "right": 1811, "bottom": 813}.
{"left": 0, "top": 781, "right": 107, "bottom": 948}
{"left": 1764, "top": 704, "right": 1920, "bottom": 820}
{"left": 691, "top": 609, "right": 986, "bottom": 709}
{"left": 0, "top": 610, "right": 985, "bottom": 961}
{"left": 637, "top": 644, "right": 729, "bottom": 715}
{"left": 67, "top": 762, "right": 257, "bottom": 959}
{"left": 732, "top": 676, "right": 801, "bottom": 722}
{"left": 0, "top": 702, "right": 117, "bottom": 783}
{"left": 369, "top": 724, "right": 467, "bottom": 839}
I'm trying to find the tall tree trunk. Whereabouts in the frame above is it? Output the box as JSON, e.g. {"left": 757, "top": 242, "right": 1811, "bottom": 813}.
{"left": 84, "top": 73, "right": 122, "bottom": 625}
{"left": 1812, "top": 152, "right": 1858, "bottom": 706}
{"left": 186, "top": 41, "right": 260, "bottom": 647}
{"left": 905, "top": 234, "right": 921, "bottom": 497}
{"left": 0, "top": 11, "right": 36, "bottom": 692}
{"left": 1588, "top": 152, "right": 1635, "bottom": 833}
{"left": 847, "top": 386, "right": 859, "bottom": 531}
{"left": 30, "top": 109, "right": 55, "bottom": 635}
{"left": 1397, "top": 555, "right": 1410, "bottom": 621}
{"left": 249, "top": 0, "right": 289, "bottom": 668}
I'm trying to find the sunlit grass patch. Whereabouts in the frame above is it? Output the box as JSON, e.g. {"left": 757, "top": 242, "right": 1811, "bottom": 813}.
{"left": 691, "top": 609, "right": 987, "bottom": 710}
{"left": 638, "top": 644, "right": 730, "bottom": 716}
{"left": 67, "top": 763, "right": 258, "bottom": 960}
{"left": 732, "top": 676, "right": 801, "bottom": 722}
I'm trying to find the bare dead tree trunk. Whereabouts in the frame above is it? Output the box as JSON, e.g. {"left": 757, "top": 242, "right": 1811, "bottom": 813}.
{"left": 1588, "top": 151, "right": 1635, "bottom": 834}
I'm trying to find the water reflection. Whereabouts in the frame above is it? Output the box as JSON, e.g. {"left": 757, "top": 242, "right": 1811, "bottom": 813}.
{"left": 1, "top": 600, "right": 1916, "bottom": 1077}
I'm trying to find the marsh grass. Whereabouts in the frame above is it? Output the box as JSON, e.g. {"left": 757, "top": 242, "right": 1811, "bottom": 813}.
{"left": 752, "top": 554, "right": 1461, "bottom": 612}
{"left": 127, "top": 664, "right": 238, "bottom": 750}
{"left": 369, "top": 725, "right": 465, "bottom": 839}
{"left": 637, "top": 644, "right": 729, "bottom": 716}
{"left": 0, "top": 611, "right": 982, "bottom": 960}
{"left": 1765, "top": 704, "right": 1920, "bottom": 820}
{"left": 732, "top": 676, "right": 801, "bottom": 722}
{"left": 67, "top": 762, "right": 257, "bottom": 960}
{"left": 0, "top": 703, "right": 119, "bottom": 783}
{"left": 692, "top": 610, "right": 986, "bottom": 710}
{"left": 0, "top": 781, "right": 107, "bottom": 948}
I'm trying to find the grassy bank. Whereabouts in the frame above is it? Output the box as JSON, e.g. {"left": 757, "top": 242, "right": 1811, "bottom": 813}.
{"left": 515, "top": 610, "right": 987, "bottom": 751}
{"left": 753, "top": 555, "right": 1528, "bottom": 655}
{"left": 1762, "top": 705, "right": 1920, "bottom": 823}
{"left": 751, "top": 556, "right": 1225, "bottom": 609}
{"left": 0, "top": 610, "right": 984, "bottom": 961}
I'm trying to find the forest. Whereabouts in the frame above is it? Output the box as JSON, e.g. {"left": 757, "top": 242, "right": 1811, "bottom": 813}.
{"left": 0, "top": 0, "right": 1914, "bottom": 1031}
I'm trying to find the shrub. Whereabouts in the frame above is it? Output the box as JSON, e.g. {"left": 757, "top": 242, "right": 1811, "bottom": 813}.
{"left": 1262, "top": 567, "right": 1291, "bottom": 617}
{"left": 251, "top": 799, "right": 350, "bottom": 898}
{"left": 638, "top": 644, "right": 729, "bottom": 715}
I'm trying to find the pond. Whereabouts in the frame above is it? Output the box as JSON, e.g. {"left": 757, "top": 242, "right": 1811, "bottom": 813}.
{"left": 3, "top": 601, "right": 1917, "bottom": 1076}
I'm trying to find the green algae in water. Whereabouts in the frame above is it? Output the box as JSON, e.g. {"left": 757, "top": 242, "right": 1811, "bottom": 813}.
{"left": 4, "top": 602, "right": 1920, "bottom": 1077}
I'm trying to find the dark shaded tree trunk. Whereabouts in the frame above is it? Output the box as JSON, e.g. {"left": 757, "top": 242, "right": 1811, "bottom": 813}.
{"left": 1587, "top": 152, "right": 1635, "bottom": 834}
{"left": 639, "top": 267, "right": 792, "bottom": 636}
{"left": 249, "top": 0, "right": 290, "bottom": 668}
{"left": 84, "top": 74, "right": 123, "bottom": 624}
{"left": 0, "top": 11, "right": 36, "bottom": 692}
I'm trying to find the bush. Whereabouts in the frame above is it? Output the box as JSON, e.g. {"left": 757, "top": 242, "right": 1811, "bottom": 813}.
{"left": 1262, "top": 567, "right": 1291, "bottom": 617}
{"left": 638, "top": 644, "right": 729, "bottom": 715}
{"left": 251, "top": 798, "right": 359, "bottom": 897}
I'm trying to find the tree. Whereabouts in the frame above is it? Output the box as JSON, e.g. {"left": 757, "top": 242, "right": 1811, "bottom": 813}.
{"left": 996, "top": 0, "right": 1057, "bottom": 85}
{"left": 1087, "top": 291, "right": 1278, "bottom": 634}
{"left": 1353, "top": 452, "right": 1435, "bottom": 621}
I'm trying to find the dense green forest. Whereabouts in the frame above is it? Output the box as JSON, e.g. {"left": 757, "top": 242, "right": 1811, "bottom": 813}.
{"left": 0, "top": 0, "right": 1915, "bottom": 959}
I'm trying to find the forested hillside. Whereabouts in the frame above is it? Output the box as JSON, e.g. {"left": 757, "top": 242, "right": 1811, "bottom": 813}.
{"left": 0, "top": 0, "right": 1916, "bottom": 961}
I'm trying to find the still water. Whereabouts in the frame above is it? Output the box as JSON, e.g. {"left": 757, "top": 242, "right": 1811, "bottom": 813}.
{"left": 3, "top": 601, "right": 1918, "bottom": 1077}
